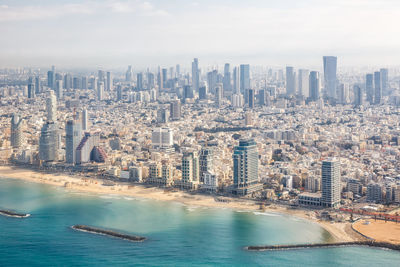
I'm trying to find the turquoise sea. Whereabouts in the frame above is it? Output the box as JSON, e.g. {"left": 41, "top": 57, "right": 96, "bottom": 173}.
{"left": 0, "top": 178, "right": 399, "bottom": 266}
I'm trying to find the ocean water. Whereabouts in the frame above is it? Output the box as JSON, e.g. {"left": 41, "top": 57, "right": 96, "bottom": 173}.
{"left": 0, "top": 178, "right": 399, "bottom": 266}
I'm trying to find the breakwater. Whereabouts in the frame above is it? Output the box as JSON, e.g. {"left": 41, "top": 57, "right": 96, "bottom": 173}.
{"left": 71, "top": 225, "right": 146, "bottom": 242}
{"left": 0, "top": 209, "right": 30, "bottom": 218}
{"left": 246, "top": 241, "right": 400, "bottom": 252}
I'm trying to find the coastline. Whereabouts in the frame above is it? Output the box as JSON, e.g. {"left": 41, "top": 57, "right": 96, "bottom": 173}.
{"left": 0, "top": 165, "right": 362, "bottom": 243}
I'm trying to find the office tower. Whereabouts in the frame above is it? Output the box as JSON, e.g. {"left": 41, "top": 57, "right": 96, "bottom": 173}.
{"left": 366, "top": 74, "right": 374, "bottom": 104}
{"left": 182, "top": 152, "right": 199, "bottom": 183}
{"left": 184, "top": 85, "right": 194, "bottom": 100}
{"left": 137, "top": 73, "right": 143, "bottom": 91}
{"left": 248, "top": 88, "right": 255, "bottom": 108}
{"left": 215, "top": 84, "right": 223, "bottom": 107}
{"left": 321, "top": 158, "right": 341, "bottom": 208}
{"left": 298, "top": 69, "right": 309, "bottom": 98}
{"left": 39, "top": 121, "right": 58, "bottom": 162}
{"left": 240, "top": 64, "right": 250, "bottom": 94}
{"left": 55, "top": 80, "right": 63, "bottom": 99}
{"left": 89, "top": 77, "right": 97, "bottom": 90}
{"left": 157, "top": 108, "right": 169, "bottom": 123}
{"left": 353, "top": 85, "right": 363, "bottom": 106}
{"left": 233, "top": 139, "right": 259, "bottom": 192}
{"left": 82, "top": 109, "right": 88, "bottom": 131}
{"left": 157, "top": 69, "right": 164, "bottom": 91}
{"left": 46, "top": 90, "right": 57, "bottom": 122}
{"left": 233, "top": 66, "right": 240, "bottom": 94}
{"left": 192, "top": 58, "right": 200, "bottom": 93}
{"left": 47, "top": 70, "right": 55, "bottom": 89}
{"left": 374, "top": 71, "right": 381, "bottom": 104}
{"left": 200, "top": 147, "right": 213, "bottom": 182}
{"left": 176, "top": 64, "right": 180, "bottom": 78}
{"left": 97, "top": 82, "right": 104, "bottom": 101}
{"left": 64, "top": 73, "right": 72, "bottom": 90}
{"left": 309, "top": 71, "right": 321, "bottom": 101}
{"left": 170, "top": 100, "right": 181, "bottom": 120}
{"left": 162, "top": 68, "right": 168, "bottom": 88}
{"left": 66, "top": 119, "right": 82, "bottom": 164}
{"left": 75, "top": 132, "right": 100, "bottom": 164}
{"left": 223, "top": 63, "right": 231, "bottom": 91}
{"left": 207, "top": 70, "right": 217, "bottom": 95}
{"left": 380, "top": 68, "right": 388, "bottom": 95}
{"left": 199, "top": 86, "right": 207, "bottom": 100}
{"left": 81, "top": 76, "right": 88, "bottom": 90}
{"left": 323, "top": 56, "right": 337, "bottom": 99}
{"left": 27, "top": 83, "right": 35, "bottom": 98}
{"left": 106, "top": 71, "right": 112, "bottom": 91}
{"left": 72, "top": 77, "right": 80, "bottom": 89}
{"left": 10, "top": 114, "right": 23, "bottom": 148}
{"left": 147, "top": 72, "right": 155, "bottom": 90}
{"left": 338, "top": 83, "right": 349, "bottom": 104}
{"left": 35, "top": 76, "right": 41, "bottom": 94}
{"left": 126, "top": 66, "right": 133, "bottom": 82}
{"left": 285, "top": 66, "right": 296, "bottom": 95}
{"left": 151, "top": 127, "right": 173, "bottom": 148}
{"left": 258, "top": 89, "right": 265, "bottom": 106}
{"left": 116, "top": 85, "right": 123, "bottom": 101}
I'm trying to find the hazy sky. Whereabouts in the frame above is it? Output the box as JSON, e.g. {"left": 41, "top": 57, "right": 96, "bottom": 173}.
{"left": 1, "top": 0, "right": 400, "bottom": 69}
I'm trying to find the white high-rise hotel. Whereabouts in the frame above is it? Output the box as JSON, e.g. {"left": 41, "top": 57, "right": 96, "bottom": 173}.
{"left": 321, "top": 158, "right": 341, "bottom": 208}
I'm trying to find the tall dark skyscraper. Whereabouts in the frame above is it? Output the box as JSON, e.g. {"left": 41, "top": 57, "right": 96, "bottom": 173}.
{"left": 366, "top": 74, "right": 374, "bottom": 104}
{"left": 35, "top": 76, "right": 41, "bottom": 94}
{"left": 183, "top": 85, "right": 194, "bottom": 100}
{"left": 147, "top": 72, "right": 155, "bottom": 90}
{"left": 353, "top": 85, "right": 363, "bottom": 106}
{"left": 137, "top": 73, "right": 143, "bottom": 91}
{"left": 199, "top": 86, "right": 207, "bottom": 100}
{"left": 192, "top": 58, "right": 199, "bottom": 93}
{"left": 374, "top": 71, "right": 381, "bottom": 104}
{"left": 239, "top": 64, "right": 250, "bottom": 94}
{"left": 248, "top": 89, "right": 255, "bottom": 108}
{"left": 27, "top": 83, "right": 35, "bottom": 98}
{"left": 309, "top": 71, "right": 320, "bottom": 101}
{"left": 258, "top": 89, "right": 265, "bottom": 106}
{"left": 170, "top": 100, "right": 181, "bottom": 120}
{"left": 47, "top": 70, "right": 55, "bottom": 89}
{"left": 323, "top": 56, "right": 337, "bottom": 99}
{"left": 286, "top": 66, "right": 296, "bottom": 96}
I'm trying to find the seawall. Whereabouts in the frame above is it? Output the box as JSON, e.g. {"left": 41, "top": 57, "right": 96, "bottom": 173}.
{"left": 71, "top": 225, "right": 146, "bottom": 242}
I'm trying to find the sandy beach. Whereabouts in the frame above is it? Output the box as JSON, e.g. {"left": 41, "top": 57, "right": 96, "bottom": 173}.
{"left": 0, "top": 165, "right": 363, "bottom": 243}
{"left": 353, "top": 219, "right": 400, "bottom": 244}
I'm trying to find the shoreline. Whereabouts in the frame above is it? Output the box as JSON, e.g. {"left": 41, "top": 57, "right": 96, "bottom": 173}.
{"left": 0, "top": 165, "right": 362, "bottom": 243}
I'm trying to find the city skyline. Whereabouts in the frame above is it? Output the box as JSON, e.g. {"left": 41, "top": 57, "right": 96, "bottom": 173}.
{"left": 1, "top": 0, "right": 400, "bottom": 68}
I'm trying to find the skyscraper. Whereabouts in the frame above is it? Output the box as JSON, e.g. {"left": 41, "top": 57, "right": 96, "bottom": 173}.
{"left": 27, "top": 83, "right": 35, "bottom": 99}
{"left": 35, "top": 76, "right": 41, "bottom": 94}
{"left": 285, "top": 66, "right": 296, "bottom": 96}
{"left": 147, "top": 72, "right": 155, "bottom": 90}
{"left": 151, "top": 127, "right": 173, "bottom": 149}
{"left": 374, "top": 71, "right": 381, "bottom": 104}
{"left": 47, "top": 69, "right": 55, "bottom": 89}
{"left": 106, "top": 71, "right": 112, "bottom": 91}
{"left": 126, "top": 65, "right": 133, "bottom": 82}
{"left": 321, "top": 158, "right": 341, "bottom": 208}
{"left": 323, "top": 56, "right": 337, "bottom": 99}
{"left": 258, "top": 89, "right": 265, "bottom": 106}
{"left": 182, "top": 151, "right": 199, "bottom": 183}
{"left": 200, "top": 147, "right": 213, "bottom": 182}
{"left": 56, "top": 80, "right": 63, "bottom": 99}
{"left": 353, "top": 85, "right": 363, "bottom": 106}
{"left": 66, "top": 119, "right": 82, "bottom": 164}
{"left": 248, "top": 88, "right": 255, "bottom": 108}
{"left": 192, "top": 58, "right": 200, "bottom": 93}
{"left": 170, "top": 100, "right": 181, "bottom": 120}
{"left": 309, "top": 71, "right": 321, "bottom": 101}
{"left": 298, "top": 69, "right": 309, "bottom": 98}
{"left": 46, "top": 90, "right": 57, "bottom": 122}
{"left": 10, "top": 114, "right": 23, "bottom": 149}
{"left": 82, "top": 108, "right": 89, "bottom": 131}
{"left": 233, "top": 139, "right": 258, "bottom": 194}
{"left": 97, "top": 82, "right": 104, "bottom": 101}
{"left": 366, "top": 74, "right": 374, "bottom": 104}
{"left": 240, "top": 64, "right": 250, "bottom": 94}
{"left": 223, "top": 63, "right": 231, "bottom": 92}
{"left": 137, "top": 73, "right": 143, "bottom": 91}
{"left": 380, "top": 68, "right": 388, "bottom": 95}
{"left": 233, "top": 66, "right": 240, "bottom": 94}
